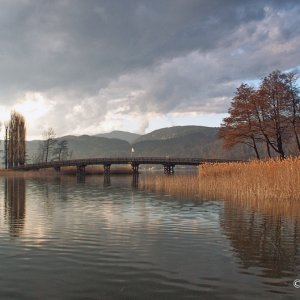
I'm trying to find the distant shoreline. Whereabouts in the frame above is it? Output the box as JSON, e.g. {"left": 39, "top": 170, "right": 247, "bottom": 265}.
{"left": 0, "top": 166, "right": 133, "bottom": 177}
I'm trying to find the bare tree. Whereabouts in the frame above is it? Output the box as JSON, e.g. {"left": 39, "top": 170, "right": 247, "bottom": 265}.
{"left": 52, "top": 139, "right": 69, "bottom": 161}
{"left": 41, "top": 128, "right": 57, "bottom": 163}
{"left": 68, "top": 150, "right": 73, "bottom": 159}
{"left": 30, "top": 152, "right": 42, "bottom": 164}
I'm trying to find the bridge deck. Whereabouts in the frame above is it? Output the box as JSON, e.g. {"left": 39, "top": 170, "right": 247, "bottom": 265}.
{"left": 12, "top": 157, "right": 232, "bottom": 171}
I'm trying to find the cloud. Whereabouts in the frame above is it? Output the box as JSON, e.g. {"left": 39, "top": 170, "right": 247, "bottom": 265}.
{"left": 0, "top": 0, "right": 299, "bottom": 138}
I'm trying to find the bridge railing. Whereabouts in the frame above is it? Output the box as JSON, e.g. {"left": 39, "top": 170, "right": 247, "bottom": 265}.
{"left": 12, "top": 157, "right": 237, "bottom": 170}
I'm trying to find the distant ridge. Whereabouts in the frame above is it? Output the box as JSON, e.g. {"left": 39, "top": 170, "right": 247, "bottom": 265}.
{"left": 2, "top": 125, "right": 277, "bottom": 165}
{"left": 24, "top": 135, "right": 131, "bottom": 163}
{"left": 94, "top": 130, "right": 141, "bottom": 144}
{"left": 135, "top": 126, "right": 217, "bottom": 142}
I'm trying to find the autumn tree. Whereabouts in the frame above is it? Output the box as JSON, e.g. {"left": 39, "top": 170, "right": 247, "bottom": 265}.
{"left": 249, "top": 90, "right": 273, "bottom": 157}
{"left": 220, "top": 70, "right": 300, "bottom": 159}
{"left": 257, "top": 71, "right": 291, "bottom": 158}
{"left": 219, "top": 84, "right": 261, "bottom": 159}
{"left": 283, "top": 72, "right": 300, "bottom": 151}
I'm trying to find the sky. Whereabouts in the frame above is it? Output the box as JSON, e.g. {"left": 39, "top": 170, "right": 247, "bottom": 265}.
{"left": 0, "top": 0, "right": 299, "bottom": 140}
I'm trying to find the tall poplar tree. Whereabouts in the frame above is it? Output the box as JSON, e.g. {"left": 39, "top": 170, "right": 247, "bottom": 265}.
{"left": 6, "top": 111, "right": 26, "bottom": 168}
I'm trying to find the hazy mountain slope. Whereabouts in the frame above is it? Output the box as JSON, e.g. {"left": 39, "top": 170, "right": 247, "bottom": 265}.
{"left": 133, "top": 130, "right": 255, "bottom": 159}
{"left": 25, "top": 135, "right": 131, "bottom": 162}
{"left": 94, "top": 131, "right": 141, "bottom": 143}
{"left": 135, "top": 126, "right": 217, "bottom": 142}
{"left": 25, "top": 140, "right": 41, "bottom": 162}
{"left": 62, "top": 135, "right": 131, "bottom": 158}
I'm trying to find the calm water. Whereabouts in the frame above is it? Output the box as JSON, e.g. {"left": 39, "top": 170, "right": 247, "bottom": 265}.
{"left": 0, "top": 175, "right": 300, "bottom": 300}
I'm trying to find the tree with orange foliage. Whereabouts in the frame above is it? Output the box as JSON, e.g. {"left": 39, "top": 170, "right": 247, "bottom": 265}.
{"left": 219, "top": 84, "right": 261, "bottom": 159}
{"left": 283, "top": 72, "right": 300, "bottom": 151}
{"left": 256, "top": 71, "right": 290, "bottom": 159}
{"left": 220, "top": 70, "right": 300, "bottom": 159}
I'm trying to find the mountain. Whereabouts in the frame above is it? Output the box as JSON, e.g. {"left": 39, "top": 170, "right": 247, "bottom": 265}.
{"left": 1, "top": 125, "right": 272, "bottom": 165}
{"left": 94, "top": 130, "right": 141, "bottom": 144}
{"left": 58, "top": 135, "right": 131, "bottom": 158}
{"left": 135, "top": 126, "right": 217, "bottom": 142}
{"left": 25, "top": 135, "right": 131, "bottom": 163}
{"left": 132, "top": 126, "right": 254, "bottom": 160}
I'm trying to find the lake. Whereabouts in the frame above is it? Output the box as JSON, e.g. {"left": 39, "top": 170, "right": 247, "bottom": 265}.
{"left": 0, "top": 175, "right": 299, "bottom": 299}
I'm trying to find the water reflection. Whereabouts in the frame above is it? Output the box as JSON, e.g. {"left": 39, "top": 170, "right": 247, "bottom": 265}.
{"left": 220, "top": 201, "right": 300, "bottom": 282}
{"left": 1, "top": 175, "right": 300, "bottom": 299}
{"left": 101, "top": 174, "right": 139, "bottom": 188}
{"left": 132, "top": 173, "right": 139, "bottom": 188}
{"left": 103, "top": 174, "right": 111, "bottom": 187}
{"left": 4, "top": 177, "right": 26, "bottom": 237}
{"left": 76, "top": 175, "right": 86, "bottom": 184}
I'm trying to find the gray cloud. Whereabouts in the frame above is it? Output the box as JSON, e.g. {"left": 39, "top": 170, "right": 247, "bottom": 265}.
{"left": 0, "top": 0, "right": 299, "bottom": 137}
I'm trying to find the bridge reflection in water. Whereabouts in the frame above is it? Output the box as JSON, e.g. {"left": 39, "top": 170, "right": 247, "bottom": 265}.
{"left": 75, "top": 172, "right": 139, "bottom": 188}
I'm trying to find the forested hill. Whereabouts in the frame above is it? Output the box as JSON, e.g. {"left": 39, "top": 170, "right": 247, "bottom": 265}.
{"left": 18, "top": 125, "right": 265, "bottom": 164}
{"left": 94, "top": 130, "right": 141, "bottom": 144}
{"left": 134, "top": 126, "right": 217, "bottom": 143}
{"left": 132, "top": 126, "right": 255, "bottom": 160}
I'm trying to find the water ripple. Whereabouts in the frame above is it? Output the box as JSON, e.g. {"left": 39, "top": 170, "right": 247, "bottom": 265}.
{"left": 0, "top": 176, "right": 299, "bottom": 299}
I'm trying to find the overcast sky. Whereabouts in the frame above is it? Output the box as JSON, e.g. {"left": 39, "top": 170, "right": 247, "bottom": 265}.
{"left": 0, "top": 0, "right": 299, "bottom": 139}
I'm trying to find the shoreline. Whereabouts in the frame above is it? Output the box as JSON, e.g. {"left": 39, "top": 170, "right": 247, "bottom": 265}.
{"left": 0, "top": 165, "right": 133, "bottom": 177}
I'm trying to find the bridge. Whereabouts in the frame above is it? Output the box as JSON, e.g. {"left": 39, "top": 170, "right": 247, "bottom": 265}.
{"left": 12, "top": 157, "right": 234, "bottom": 176}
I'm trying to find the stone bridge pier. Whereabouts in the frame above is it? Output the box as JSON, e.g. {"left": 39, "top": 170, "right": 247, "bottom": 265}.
{"left": 103, "top": 163, "right": 111, "bottom": 175}
{"left": 76, "top": 165, "right": 86, "bottom": 177}
{"left": 131, "top": 163, "right": 139, "bottom": 174}
{"left": 163, "top": 164, "right": 175, "bottom": 175}
{"left": 54, "top": 166, "right": 61, "bottom": 172}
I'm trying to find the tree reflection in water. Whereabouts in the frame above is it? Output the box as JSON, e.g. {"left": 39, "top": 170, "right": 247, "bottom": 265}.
{"left": 220, "top": 201, "right": 300, "bottom": 282}
{"left": 4, "top": 177, "right": 26, "bottom": 237}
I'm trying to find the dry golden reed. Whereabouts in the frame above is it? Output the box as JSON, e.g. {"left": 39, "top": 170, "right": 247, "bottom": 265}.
{"left": 141, "top": 157, "right": 300, "bottom": 217}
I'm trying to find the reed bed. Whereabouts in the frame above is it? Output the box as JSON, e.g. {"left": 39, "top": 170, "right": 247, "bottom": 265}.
{"left": 141, "top": 157, "right": 300, "bottom": 217}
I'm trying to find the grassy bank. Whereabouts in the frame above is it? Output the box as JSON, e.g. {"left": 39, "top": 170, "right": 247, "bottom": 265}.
{"left": 141, "top": 157, "right": 300, "bottom": 216}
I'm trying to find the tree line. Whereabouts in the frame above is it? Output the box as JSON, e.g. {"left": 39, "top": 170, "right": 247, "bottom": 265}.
{"left": 1, "top": 112, "right": 71, "bottom": 168}
{"left": 219, "top": 70, "right": 300, "bottom": 159}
